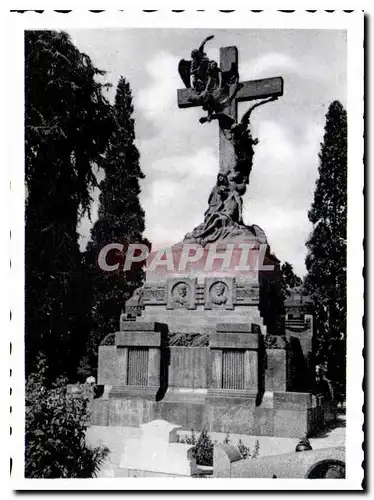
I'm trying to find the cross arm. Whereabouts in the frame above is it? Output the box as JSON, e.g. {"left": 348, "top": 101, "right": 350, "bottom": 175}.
{"left": 236, "top": 76, "right": 284, "bottom": 102}
{"left": 177, "top": 76, "right": 284, "bottom": 109}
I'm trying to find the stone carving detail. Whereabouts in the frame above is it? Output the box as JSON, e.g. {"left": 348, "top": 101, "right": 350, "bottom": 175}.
{"left": 195, "top": 284, "right": 205, "bottom": 305}
{"left": 167, "top": 278, "right": 197, "bottom": 310}
{"left": 235, "top": 284, "right": 259, "bottom": 305}
{"left": 178, "top": 35, "right": 238, "bottom": 96}
{"left": 123, "top": 288, "right": 144, "bottom": 321}
{"left": 209, "top": 281, "right": 229, "bottom": 305}
{"left": 142, "top": 284, "right": 166, "bottom": 305}
{"left": 172, "top": 282, "right": 190, "bottom": 308}
{"left": 178, "top": 35, "right": 215, "bottom": 92}
{"left": 205, "top": 277, "right": 234, "bottom": 310}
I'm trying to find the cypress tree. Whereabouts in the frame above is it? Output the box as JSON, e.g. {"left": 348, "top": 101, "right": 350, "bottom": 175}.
{"left": 305, "top": 100, "right": 347, "bottom": 400}
{"left": 280, "top": 261, "right": 302, "bottom": 301}
{"left": 84, "top": 77, "right": 147, "bottom": 376}
{"left": 25, "top": 30, "right": 114, "bottom": 379}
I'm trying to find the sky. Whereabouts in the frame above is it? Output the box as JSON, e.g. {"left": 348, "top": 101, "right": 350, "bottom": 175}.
{"left": 69, "top": 28, "right": 347, "bottom": 277}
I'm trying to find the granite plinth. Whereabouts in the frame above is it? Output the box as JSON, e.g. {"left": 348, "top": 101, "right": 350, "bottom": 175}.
{"left": 265, "top": 349, "right": 287, "bottom": 392}
{"left": 210, "top": 332, "right": 259, "bottom": 349}
{"left": 216, "top": 323, "right": 254, "bottom": 333}
{"left": 91, "top": 388, "right": 323, "bottom": 438}
{"left": 115, "top": 331, "right": 161, "bottom": 347}
{"left": 119, "top": 322, "right": 166, "bottom": 332}
{"left": 142, "top": 305, "right": 265, "bottom": 334}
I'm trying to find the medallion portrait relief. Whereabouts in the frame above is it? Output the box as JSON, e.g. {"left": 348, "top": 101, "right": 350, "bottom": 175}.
{"left": 172, "top": 282, "right": 190, "bottom": 308}
{"left": 167, "top": 278, "right": 197, "bottom": 310}
{"left": 204, "top": 277, "right": 234, "bottom": 310}
{"left": 209, "top": 281, "right": 228, "bottom": 305}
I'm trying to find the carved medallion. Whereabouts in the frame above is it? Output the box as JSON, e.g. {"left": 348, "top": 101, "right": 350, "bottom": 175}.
{"left": 167, "top": 278, "right": 197, "bottom": 310}
{"left": 172, "top": 282, "right": 191, "bottom": 308}
{"left": 204, "top": 277, "right": 234, "bottom": 310}
{"left": 209, "top": 281, "right": 228, "bottom": 305}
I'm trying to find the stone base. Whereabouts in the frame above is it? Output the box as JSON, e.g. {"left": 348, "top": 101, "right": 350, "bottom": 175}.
{"left": 91, "top": 387, "right": 323, "bottom": 438}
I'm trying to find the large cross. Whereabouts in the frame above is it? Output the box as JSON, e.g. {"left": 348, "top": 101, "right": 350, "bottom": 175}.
{"left": 177, "top": 46, "right": 283, "bottom": 175}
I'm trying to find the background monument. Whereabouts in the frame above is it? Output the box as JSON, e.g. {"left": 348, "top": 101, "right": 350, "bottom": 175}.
{"left": 93, "top": 36, "right": 324, "bottom": 438}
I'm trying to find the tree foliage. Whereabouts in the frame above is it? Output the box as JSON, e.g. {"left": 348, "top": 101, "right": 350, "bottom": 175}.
{"left": 280, "top": 261, "right": 302, "bottom": 301}
{"left": 305, "top": 101, "right": 347, "bottom": 399}
{"left": 25, "top": 357, "right": 109, "bottom": 478}
{"left": 25, "top": 30, "right": 114, "bottom": 379}
{"left": 84, "top": 77, "right": 147, "bottom": 374}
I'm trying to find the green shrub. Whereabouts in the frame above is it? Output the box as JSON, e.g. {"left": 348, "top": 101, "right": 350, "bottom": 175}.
{"left": 25, "top": 357, "right": 109, "bottom": 478}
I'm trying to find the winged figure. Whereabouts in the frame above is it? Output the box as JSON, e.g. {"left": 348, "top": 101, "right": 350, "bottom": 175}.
{"left": 178, "top": 35, "right": 214, "bottom": 91}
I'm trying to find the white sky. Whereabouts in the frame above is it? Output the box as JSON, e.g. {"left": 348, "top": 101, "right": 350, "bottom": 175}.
{"left": 69, "top": 28, "right": 347, "bottom": 277}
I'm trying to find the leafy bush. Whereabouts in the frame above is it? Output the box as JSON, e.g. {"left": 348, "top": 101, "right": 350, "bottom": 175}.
{"left": 223, "top": 432, "right": 231, "bottom": 444}
{"left": 177, "top": 429, "right": 260, "bottom": 466}
{"left": 237, "top": 438, "right": 251, "bottom": 459}
{"left": 25, "top": 357, "right": 109, "bottom": 478}
{"left": 237, "top": 438, "right": 260, "bottom": 459}
{"left": 251, "top": 439, "right": 260, "bottom": 458}
{"left": 192, "top": 429, "right": 214, "bottom": 466}
{"left": 100, "top": 333, "right": 116, "bottom": 346}
{"left": 177, "top": 429, "right": 197, "bottom": 445}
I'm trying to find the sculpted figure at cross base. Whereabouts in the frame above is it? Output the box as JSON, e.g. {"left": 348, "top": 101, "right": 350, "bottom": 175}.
{"left": 184, "top": 175, "right": 251, "bottom": 246}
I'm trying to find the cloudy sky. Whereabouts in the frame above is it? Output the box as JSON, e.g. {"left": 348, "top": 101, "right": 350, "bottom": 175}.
{"left": 69, "top": 28, "right": 346, "bottom": 277}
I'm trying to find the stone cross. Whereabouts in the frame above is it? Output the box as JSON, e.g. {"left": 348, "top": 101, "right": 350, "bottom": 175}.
{"left": 177, "top": 46, "right": 283, "bottom": 175}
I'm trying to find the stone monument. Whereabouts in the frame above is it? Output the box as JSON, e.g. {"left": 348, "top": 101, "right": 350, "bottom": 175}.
{"left": 93, "top": 36, "right": 323, "bottom": 438}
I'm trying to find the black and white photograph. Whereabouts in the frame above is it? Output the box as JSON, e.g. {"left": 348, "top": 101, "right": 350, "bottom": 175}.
{"left": 7, "top": 9, "right": 364, "bottom": 490}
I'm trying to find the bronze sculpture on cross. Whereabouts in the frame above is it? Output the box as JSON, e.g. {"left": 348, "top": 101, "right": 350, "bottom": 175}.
{"left": 177, "top": 38, "right": 284, "bottom": 246}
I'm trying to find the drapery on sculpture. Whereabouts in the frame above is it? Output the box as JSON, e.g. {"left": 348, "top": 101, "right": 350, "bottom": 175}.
{"left": 182, "top": 96, "right": 278, "bottom": 246}
{"left": 178, "top": 37, "right": 280, "bottom": 246}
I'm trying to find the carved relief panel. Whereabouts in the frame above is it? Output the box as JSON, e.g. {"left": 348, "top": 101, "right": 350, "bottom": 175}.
{"left": 167, "top": 278, "right": 197, "bottom": 310}
{"left": 142, "top": 283, "right": 166, "bottom": 305}
{"left": 204, "top": 277, "right": 234, "bottom": 310}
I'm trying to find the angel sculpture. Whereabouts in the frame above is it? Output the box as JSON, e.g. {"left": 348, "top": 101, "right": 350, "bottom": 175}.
{"left": 178, "top": 35, "right": 239, "bottom": 93}
{"left": 178, "top": 35, "right": 215, "bottom": 91}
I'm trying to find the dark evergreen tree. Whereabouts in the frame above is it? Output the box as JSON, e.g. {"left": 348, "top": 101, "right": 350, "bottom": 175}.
{"left": 305, "top": 101, "right": 347, "bottom": 401}
{"left": 84, "top": 77, "right": 147, "bottom": 375}
{"left": 25, "top": 31, "right": 114, "bottom": 379}
{"left": 280, "top": 261, "right": 302, "bottom": 301}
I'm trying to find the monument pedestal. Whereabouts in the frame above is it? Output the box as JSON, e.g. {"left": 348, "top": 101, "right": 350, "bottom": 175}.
{"left": 93, "top": 312, "right": 323, "bottom": 436}
{"left": 93, "top": 232, "right": 320, "bottom": 437}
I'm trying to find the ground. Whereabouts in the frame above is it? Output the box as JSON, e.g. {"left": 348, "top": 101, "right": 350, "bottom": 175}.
{"left": 85, "top": 413, "right": 346, "bottom": 478}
